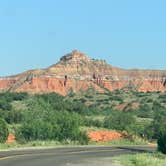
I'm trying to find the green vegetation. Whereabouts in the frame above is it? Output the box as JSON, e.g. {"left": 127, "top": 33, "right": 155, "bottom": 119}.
{"left": 152, "top": 108, "right": 166, "bottom": 154}
{"left": 90, "top": 138, "right": 148, "bottom": 146}
{"left": 0, "top": 89, "right": 165, "bottom": 151}
{"left": 104, "top": 111, "right": 135, "bottom": 131}
{"left": 0, "top": 92, "right": 90, "bottom": 145}
{"left": 113, "top": 152, "right": 166, "bottom": 166}
{"left": 0, "top": 118, "right": 9, "bottom": 143}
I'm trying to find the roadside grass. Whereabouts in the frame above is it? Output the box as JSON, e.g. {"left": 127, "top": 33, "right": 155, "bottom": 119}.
{"left": 113, "top": 152, "right": 166, "bottom": 166}
{"left": 0, "top": 140, "right": 83, "bottom": 150}
{"left": 0, "top": 137, "right": 149, "bottom": 151}
{"left": 89, "top": 138, "right": 148, "bottom": 146}
{"left": 0, "top": 126, "right": 149, "bottom": 150}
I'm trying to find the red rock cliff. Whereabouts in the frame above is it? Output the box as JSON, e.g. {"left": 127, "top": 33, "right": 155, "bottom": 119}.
{"left": 0, "top": 50, "right": 166, "bottom": 95}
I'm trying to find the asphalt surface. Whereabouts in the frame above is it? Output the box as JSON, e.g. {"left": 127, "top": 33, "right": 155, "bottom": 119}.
{"left": 0, "top": 146, "right": 156, "bottom": 166}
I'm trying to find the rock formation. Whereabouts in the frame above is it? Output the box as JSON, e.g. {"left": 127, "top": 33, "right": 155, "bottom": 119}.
{"left": 0, "top": 50, "right": 166, "bottom": 95}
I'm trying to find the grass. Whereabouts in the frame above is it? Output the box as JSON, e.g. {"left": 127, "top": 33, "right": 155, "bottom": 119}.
{"left": 89, "top": 138, "right": 148, "bottom": 146}
{"left": 0, "top": 140, "right": 84, "bottom": 150}
{"left": 85, "top": 115, "right": 105, "bottom": 121}
{"left": 113, "top": 152, "right": 166, "bottom": 166}
{"left": 80, "top": 126, "right": 107, "bottom": 131}
{"left": 0, "top": 135, "right": 149, "bottom": 150}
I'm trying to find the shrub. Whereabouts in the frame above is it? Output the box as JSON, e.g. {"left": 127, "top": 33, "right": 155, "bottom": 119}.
{"left": 0, "top": 118, "right": 9, "bottom": 143}
{"left": 16, "top": 111, "right": 89, "bottom": 144}
{"left": 83, "top": 118, "right": 103, "bottom": 128}
{"left": 104, "top": 111, "right": 136, "bottom": 131}
{"left": 158, "top": 134, "right": 166, "bottom": 154}
{"left": 137, "top": 104, "right": 153, "bottom": 118}
{"left": 54, "top": 112, "right": 82, "bottom": 141}
{"left": 152, "top": 109, "right": 166, "bottom": 139}
{"left": 0, "top": 100, "right": 12, "bottom": 110}
{"left": 16, "top": 120, "right": 60, "bottom": 142}
{"left": 150, "top": 108, "right": 166, "bottom": 154}
{"left": 76, "top": 131, "right": 89, "bottom": 145}
{"left": 6, "top": 109, "right": 24, "bottom": 124}
{"left": 12, "top": 92, "right": 28, "bottom": 101}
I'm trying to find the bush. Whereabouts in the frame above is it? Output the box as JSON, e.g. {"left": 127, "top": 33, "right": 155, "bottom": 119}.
{"left": 16, "top": 111, "right": 89, "bottom": 144}
{"left": 12, "top": 92, "right": 28, "bottom": 101}
{"left": 126, "top": 122, "right": 151, "bottom": 138}
{"left": 152, "top": 109, "right": 166, "bottom": 139}
{"left": 16, "top": 120, "right": 60, "bottom": 142}
{"left": 0, "top": 109, "right": 24, "bottom": 124}
{"left": 83, "top": 118, "right": 103, "bottom": 128}
{"left": 0, "top": 100, "right": 12, "bottom": 110}
{"left": 150, "top": 108, "right": 166, "bottom": 154}
{"left": 104, "top": 111, "right": 136, "bottom": 131}
{"left": 158, "top": 134, "right": 166, "bottom": 154}
{"left": 7, "top": 110, "right": 24, "bottom": 124}
{"left": 76, "top": 131, "right": 89, "bottom": 145}
{"left": 137, "top": 104, "right": 153, "bottom": 118}
{"left": 0, "top": 118, "right": 9, "bottom": 143}
{"left": 0, "top": 92, "right": 28, "bottom": 111}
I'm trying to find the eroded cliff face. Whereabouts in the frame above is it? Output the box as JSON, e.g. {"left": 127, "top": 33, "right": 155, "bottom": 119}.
{"left": 0, "top": 50, "right": 166, "bottom": 95}
{"left": 15, "top": 77, "right": 104, "bottom": 95}
{"left": 0, "top": 79, "right": 16, "bottom": 90}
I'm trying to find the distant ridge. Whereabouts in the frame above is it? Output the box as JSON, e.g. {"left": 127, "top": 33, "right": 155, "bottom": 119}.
{"left": 0, "top": 50, "right": 166, "bottom": 95}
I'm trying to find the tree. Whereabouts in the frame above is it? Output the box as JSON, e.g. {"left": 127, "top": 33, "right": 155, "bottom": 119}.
{"left": 0, "top": 100, "right": 12, "bottom": 110}
{"left": 0, "top": 118, "right": 9, "bottom": 143}
{"left": 104, "top": 111, "right": 136, "bottom": 131}
{"left": 16, "top": 111, "right": 89, "bottom": 144}
{"left": 151, "top": 108, "right": 166, "bottom": 154}
{"left": 137, "top": 104, "right": 153, "bottom": 118}
{"left": 158, "top": 134, "right": 166, "bottom": 154}
{"left": 152, "top": 109, "right": 166, "bottom": 139}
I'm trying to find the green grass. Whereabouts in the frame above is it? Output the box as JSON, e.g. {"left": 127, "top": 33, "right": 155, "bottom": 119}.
{"left": 11, "top": 100, "right": 27, "bottom": 110}
{"left": 0, "top": 136, "right": 149, "bottom": 150}
{"left": 113, "top": 152, "right": 166, "bottom": 166}
{"left": 89, "top": 138, "right": 148, "bottom": 146}
{"left": 0, "top": 140, "right": 84, "bottom": 150}
{"left": 85, "top": 115, "right": 105, "bottom": 121}
{"left": 80, "top": 126, "right": 106, "bottom": 131}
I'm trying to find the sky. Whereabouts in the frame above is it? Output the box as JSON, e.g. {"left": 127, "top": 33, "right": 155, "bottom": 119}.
{"left": 0, "top": 0, "right": 166, "bottom": 76}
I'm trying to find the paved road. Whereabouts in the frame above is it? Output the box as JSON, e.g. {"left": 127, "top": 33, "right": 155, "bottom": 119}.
{"left": 0, "top": 146, "right": 156, "bottom": 166}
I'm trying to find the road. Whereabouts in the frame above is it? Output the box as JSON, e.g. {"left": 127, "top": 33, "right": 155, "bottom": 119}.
{"left": 0, "top": 146, "right": 156, "bottom": 166}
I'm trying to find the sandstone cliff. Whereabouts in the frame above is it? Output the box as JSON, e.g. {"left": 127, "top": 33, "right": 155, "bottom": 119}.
{"left": 0, "top": 50, "right": 166, "bottom": 95}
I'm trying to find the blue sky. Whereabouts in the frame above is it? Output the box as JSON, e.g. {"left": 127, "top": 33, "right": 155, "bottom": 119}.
{"left": 0, "top": 0, "right": 166, "bottom": 76}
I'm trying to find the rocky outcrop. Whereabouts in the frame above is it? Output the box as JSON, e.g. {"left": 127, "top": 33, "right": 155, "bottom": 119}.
{"left": 15, "top": 77, "right": 104, "bottom": 95}
{"left": 0, "top": 50, "right": 166, "bottom": 95}
{"left": 0, "top": 78, "right": 16, "bottom": 90}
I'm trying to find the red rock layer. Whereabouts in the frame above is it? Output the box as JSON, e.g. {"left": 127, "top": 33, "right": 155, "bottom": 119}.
{"left": 0, "top": 79, "right": 16, "bottom": 90}
{"left": 1, "top": 77, "right": 165, "bottom": 95}
{"left": 15, "top": 77, "right": 104, "bottom": 95}
{"left": 0, "top": 51, "right": 166, "bottom": 94}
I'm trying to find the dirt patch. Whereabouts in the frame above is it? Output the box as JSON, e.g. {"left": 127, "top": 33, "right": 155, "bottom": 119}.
{"left": 6, "top": 134, "right": 16, "bottom": 144}
{"left": 87, "top": 130, "right": 124, "bottom": 142}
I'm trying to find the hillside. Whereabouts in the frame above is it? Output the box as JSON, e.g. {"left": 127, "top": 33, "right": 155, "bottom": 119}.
{"left": 0, "top": 50, "right": 166, "bottom": 95}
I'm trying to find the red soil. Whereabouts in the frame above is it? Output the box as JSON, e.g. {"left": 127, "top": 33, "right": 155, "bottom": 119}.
{"left": 6, "top": 134, "right": 16, "bottom": 144}
{"left": 87, "top": 130, "right": 124, "bottom": 142}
